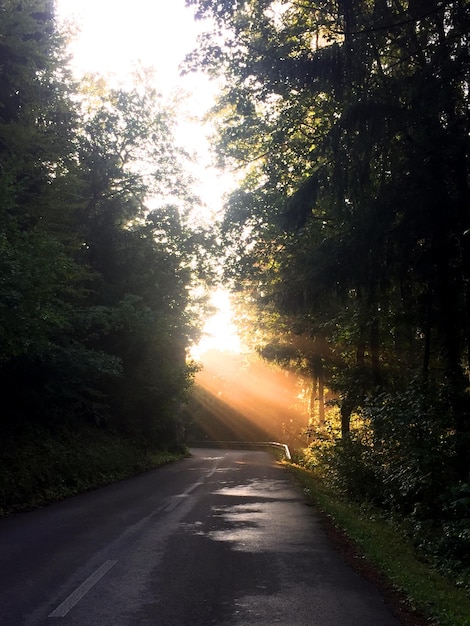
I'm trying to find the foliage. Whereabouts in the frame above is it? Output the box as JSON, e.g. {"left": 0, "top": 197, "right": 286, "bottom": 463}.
{"left": 289, "top": 463, "right": 470, "bottom": 626}
{"left": 0, "top": 1, "right": 212, "bottom": 459}
{"left": 302, "top": 379, "right": 470, "bottom": 580}
{"left": 186, "top": 0, "right": 470, "bottom": 589}
{"left": 0, "top": 422, "right": 186, "bottom": 516}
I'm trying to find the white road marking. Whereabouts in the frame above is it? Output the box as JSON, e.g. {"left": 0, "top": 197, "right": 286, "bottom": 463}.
{"left": 184, "top": 480, "right": 204, "bottom": 495}
{"left": 48, "top": 559, "right": 117, "bottom": 618}
{"left": 206, "top": 464, "right": 219, "bottom": 478}
{"left": 163, "top": 481, "right": 204, "bottom": 512}
{"left": 163, "top": 457, "right": 223, "bottom": 512}
{"left": 163, "top": 495, "right": 187, "bottom": 512}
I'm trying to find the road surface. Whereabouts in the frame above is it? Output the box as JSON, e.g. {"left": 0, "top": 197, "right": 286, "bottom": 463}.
{"left": 0, "top": 448, "right": 403, "bottom": 625}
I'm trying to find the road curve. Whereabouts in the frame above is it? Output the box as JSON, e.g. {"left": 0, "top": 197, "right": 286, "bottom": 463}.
{"left": 0, "top": 448, "right": 403, "bottom": 625}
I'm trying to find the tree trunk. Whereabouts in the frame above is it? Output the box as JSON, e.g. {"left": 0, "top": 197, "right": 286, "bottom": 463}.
{"left": 318, "top": 364, "right": 325, "bottom": 426}
{"left": 370, "top": 314, "right": 381, "bottom": 386}
{"left": 309, "top": 374, "right": 318, "bottom": 434}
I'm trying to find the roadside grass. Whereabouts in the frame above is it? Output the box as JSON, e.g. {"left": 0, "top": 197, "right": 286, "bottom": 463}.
{"left": 287, "top": 463, "right": 470, "bottom": 626}
{"left": 0, "top": 423, "right": 187, "bottom": 517}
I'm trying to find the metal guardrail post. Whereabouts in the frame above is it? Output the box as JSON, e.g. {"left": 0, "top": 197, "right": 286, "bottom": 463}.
{"left": 266, "top": 441, "right": 292, "bottom": 461}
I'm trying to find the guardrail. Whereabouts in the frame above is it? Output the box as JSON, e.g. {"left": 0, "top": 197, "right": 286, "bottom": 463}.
{"left": 189, "top": 440, "right": 292, "bottom": 461}
{"left": 265, "top": 441, "right": 292, "bottom": 460}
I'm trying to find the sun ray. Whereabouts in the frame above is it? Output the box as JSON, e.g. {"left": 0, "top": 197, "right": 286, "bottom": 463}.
{"left": 186, "top": 349, "right": 310, "bottom": 449}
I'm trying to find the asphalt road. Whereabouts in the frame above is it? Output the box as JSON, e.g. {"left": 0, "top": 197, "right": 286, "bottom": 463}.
{"left": 0, "top": 448, "right": 403, "bottom": 625}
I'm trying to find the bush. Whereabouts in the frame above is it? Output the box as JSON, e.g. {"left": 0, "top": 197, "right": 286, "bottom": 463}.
{"left": 300, "top": 378, "right": 470, "bottom": 582}
{"left": 0, "top": 422, "right": 184, "bottom": 516}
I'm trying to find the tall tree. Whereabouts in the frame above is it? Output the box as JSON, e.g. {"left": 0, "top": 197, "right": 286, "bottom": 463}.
{"left": 73, "top": 77, "right": 204, "bottom": 440}
{"left": 0, "top": 2, "right": 209, "bottom": 448}
{"left": 186, "top": 0, "right": 470, "bottom": 484}
{"left": 0, "top": 0, "right": 97, "bottom": 423}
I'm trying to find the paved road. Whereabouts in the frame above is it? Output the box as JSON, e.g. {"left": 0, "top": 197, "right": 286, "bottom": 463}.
{"left": 0, "top": 448, "right": 403, "bottom": 625}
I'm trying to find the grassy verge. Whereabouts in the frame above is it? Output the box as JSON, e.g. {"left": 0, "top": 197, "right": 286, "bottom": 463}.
{"left": 287, "top": 463, "right": 470, "bottom": 626}
{"left": 0, "top": 423, "right": 187, "bottom": 517}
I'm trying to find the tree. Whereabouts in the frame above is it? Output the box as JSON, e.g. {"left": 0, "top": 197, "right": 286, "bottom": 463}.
{"left": 0, "top": 3, "right": 210, "bottom": 448}
{"left": 73, "top": 76, "right": 206, "bottom": 440}
{"left": 186, "top": 0, "right": 470, "bottom": 493}
{"left": 0, "top": 0, "right": 101, "bottom": 424}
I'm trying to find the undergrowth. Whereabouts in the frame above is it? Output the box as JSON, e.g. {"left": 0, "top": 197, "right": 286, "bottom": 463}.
{"left": 288, "top": 463, "right": 470, "bottom": 626}
{"left": 0, "top": 422, "right": 186, "bottom": 516}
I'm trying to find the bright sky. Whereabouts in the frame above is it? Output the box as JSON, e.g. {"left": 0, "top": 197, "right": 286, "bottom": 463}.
{"left": 55, "top": 0, "right": 235, "bottom": 221}
{"left": 55, "top": 0, "right": 242, "bottom": 356}
{"left": 56, "top": 0, "right": 196, "bottom": 85}
{"left": 191, "top": 290, "right": 242, "bottom": 360}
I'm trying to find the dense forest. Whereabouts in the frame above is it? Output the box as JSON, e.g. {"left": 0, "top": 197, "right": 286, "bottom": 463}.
{"left": 1, "top": 0, "right": 469, "bottom": 585}
{"left": 0, "top": 0, "right": 216, "bottom": 510}
{"left": 185, "top": 0, "right": 470, "bottom": 578}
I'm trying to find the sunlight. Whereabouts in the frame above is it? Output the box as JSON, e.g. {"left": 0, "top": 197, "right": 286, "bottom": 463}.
{"left": 186, "top": 349, "right": 310, "bottom": 447}
{"left": 186, "top": 289, "right": 311, "bottom": 447}
{"left": 191, "top": 289, "right": 243, "bottom": 360}
{"left": 56, "top": 0, "right": 199, "bottom": 90}
{"left": 55, "top": 0, "right": 237, "bottom": 221}
{"left": 54, "top": 1, "right": 312, "bottom": 448}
